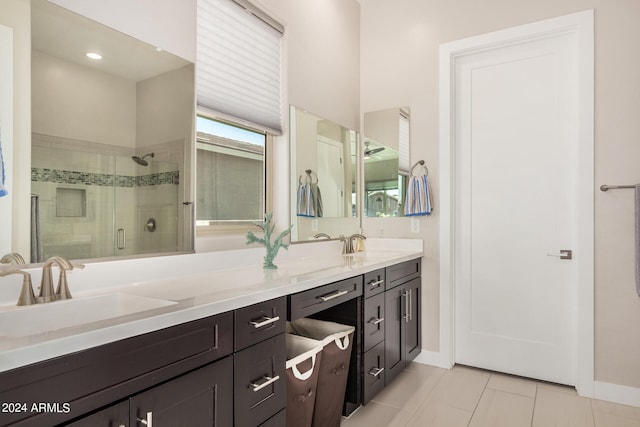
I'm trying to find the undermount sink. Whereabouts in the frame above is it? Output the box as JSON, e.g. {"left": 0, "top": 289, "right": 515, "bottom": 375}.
{"left": 0, "top": 293, "right": 177, "bottom": 338}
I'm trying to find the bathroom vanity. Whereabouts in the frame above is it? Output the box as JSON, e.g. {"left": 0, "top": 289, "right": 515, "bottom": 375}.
{"left": 0, "top": 240, "right": 422, "bottom": 426}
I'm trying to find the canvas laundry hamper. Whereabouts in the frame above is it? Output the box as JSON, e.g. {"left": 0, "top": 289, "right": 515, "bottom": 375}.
{"left": 285, "top": 333, "right": 324, "bottom": 427}
{"left": 288, "top": 318, "right": 355, "bottom": 427}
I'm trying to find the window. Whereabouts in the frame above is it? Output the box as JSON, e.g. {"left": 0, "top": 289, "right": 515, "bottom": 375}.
{"left": 196, "top": 115, "right": 266, "bottom": 226}
{"left": 195, "top": 0, "right": 282, "bottom": 232}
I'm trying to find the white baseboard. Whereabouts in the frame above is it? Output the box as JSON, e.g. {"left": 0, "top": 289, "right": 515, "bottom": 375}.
{"left": 412, "top": 350, "right": 451, "bottom": 369}
{"left": 594, "top": 381, "right": 640, "bottom": 408}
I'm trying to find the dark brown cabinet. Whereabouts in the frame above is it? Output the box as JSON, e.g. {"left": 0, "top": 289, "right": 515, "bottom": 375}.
{"left": 361, "top": 259, "right": 421, "bottom": 404}
{"left": 65, "top": 401, "right": 128, "bottom": 427}
{"left": 130, "top": 357, "right": 233, "bottom": 427}
{"left": 384, "top": 260, "right": 421, "bottom": 386}
{"left": 1, "top": 260, "right": 420, "bottom": 426}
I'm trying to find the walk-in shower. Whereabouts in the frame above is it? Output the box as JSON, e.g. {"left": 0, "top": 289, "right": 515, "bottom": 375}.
{"left": 132, "top": 152, "right": 155, "bottom": 166}
{"left": 31, "top": 140, "right": 182, "bottom": 261}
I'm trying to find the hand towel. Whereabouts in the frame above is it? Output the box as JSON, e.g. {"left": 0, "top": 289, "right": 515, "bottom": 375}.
{"left": 404, "top": 174, "right": 432, "bottom": 216}
{"left": 635, "top": 184, "right": 640, "bottom": 296}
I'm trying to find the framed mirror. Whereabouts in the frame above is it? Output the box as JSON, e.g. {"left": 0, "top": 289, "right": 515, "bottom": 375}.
{"left": 363, "top": 107, "right": 410, "bottom": 217}
{"left": 289, "top": 106, "right": 360, "bottom": 241}
{"left": 24, "top": 0, "right": 195, "bottom": 263}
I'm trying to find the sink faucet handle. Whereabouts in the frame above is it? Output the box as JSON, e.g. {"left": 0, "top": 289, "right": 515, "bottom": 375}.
{"left": 0, "top": 252, "right": 26, "bottom": 265}
{"left": 0, "top": 270, "right": 37, "bottom": 306}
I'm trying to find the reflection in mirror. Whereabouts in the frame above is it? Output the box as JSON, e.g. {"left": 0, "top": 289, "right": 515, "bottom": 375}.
{"left": 195, "top": 116, "right": 265, "bottom": 225}
{"left": 363, "top": 107, "right": 410, "bottom": 217}
{"left": 290, "top": 106, "right": 360, "bottom": 241}
{"left": 27, "top": 0, "right": 195, "bottom": 262}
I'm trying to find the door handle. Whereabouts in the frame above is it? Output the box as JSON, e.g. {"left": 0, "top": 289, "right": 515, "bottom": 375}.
{"left": 547, "top": 249, "right": 572, "bottom": 260}
{"left": 116, "top": 228, "right": 126, "bottom": 250}
{"left": 402, "top": 290, "right": 410, "bottom": 322}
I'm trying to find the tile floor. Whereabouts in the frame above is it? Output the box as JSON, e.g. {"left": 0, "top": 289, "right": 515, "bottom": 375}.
{"left": 341, "top": 364, "right": 640, "bottom": 427}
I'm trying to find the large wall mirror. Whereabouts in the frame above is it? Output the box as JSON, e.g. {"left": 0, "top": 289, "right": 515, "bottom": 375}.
{"left": 290, "top": 106, "right": 360, "bottom": 241}
{"left": 363, "top": 107, "right": 410, "bottom": 217}
{"left": 25, "top": 0, "right": 195, "bottom": 263}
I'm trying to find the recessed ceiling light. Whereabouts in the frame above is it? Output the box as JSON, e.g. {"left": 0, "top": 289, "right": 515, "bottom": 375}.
{"left": 86, "top": 52, "right": 102, "bottom": 60}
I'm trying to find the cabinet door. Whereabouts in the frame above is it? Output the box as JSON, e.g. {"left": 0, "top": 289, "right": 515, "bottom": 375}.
{"left": 384, "top": 285, "right": 404, "bottom": 385}
{"left": 234, "top": 334, "right": 286, "bottom": 427}
{"left": 363, "top": 292, "right": 385, "bottom": 352}
{"left": 65, "top": 400, "right": 128, "bottom": 427}
{"left": 363, "top": 341, "right": 385, "bottom": 404}
{"left": 404, "top": 278, "right": 421, "bottom": 363}
{"left": 130, "top": 356, "right": 233, "bottom": 427}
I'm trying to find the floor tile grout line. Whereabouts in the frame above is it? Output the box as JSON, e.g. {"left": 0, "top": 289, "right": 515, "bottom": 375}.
{"left": 529, "top": 383, "right": 538, "bottom": 427}
{"left": 465, "top": 372, "right": 492, "bottom": 427}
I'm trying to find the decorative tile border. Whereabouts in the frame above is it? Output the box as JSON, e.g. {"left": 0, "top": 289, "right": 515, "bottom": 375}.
{"left": 32, "top": 168, "right": 179, "bottom": 187}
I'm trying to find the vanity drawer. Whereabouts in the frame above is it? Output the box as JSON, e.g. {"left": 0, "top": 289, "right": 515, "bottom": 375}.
{"left": 234, "top": 334, "right": 286, "bottom": 427}
{"left": 235, "top": 297, "right": 286, "bottom": 351}
{"left": 363, "top": 341, "right": 386, "bottom": 404}
{"left": 363, "top": 292, "right": 385, "bottom": 352}
{"left": 386, "top": 258, "right": 421, "bottom": 290}
{"left": 363, "top": 268, "right": 386, "bottom": 298}
{"left": 288, "top": 276, "right": 363, "bottom": 320}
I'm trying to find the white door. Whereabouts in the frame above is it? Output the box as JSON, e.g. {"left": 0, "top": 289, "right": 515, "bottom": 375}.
{"left": 317, "top": 138, "right": 344, "bottom": 217}
{"left": 453, "top": 31, "right": 579, "bottom": 385}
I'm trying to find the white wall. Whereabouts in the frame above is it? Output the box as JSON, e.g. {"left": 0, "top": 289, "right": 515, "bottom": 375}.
{"left": 32, "top": 51, "right": 137, "bottom": 147}
{"left": 361, "top": 0, "right": 640, "bottom": 390}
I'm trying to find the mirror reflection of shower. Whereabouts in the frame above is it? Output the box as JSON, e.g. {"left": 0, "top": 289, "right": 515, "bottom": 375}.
{"left": 132, "top": 152, "right": 155, "bottom": 166}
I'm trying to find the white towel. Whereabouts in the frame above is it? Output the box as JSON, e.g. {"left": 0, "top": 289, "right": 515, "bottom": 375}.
{"left": 404, "top": 175, "right": 432, "bottom": 216}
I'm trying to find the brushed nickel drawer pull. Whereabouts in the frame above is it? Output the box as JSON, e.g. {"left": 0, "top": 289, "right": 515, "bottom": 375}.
{"left": 251, "top": 375, "right": 280, "bottom": 392}
{"left": 368, "top": 279, "right": 384, "bottom": 288}
{"left": 249, "top": 315, "right": 280, "bottom": 329}
{"left": 138, "top": 411, "right": 152, "bottom": 426}
{"left": 369, "top": 317, "right": 384, "bottom": 325}
{"left": 369, "top": 367, "right": 384, "bottom": 377}
{"left": 319, "top": 289, "right": 348, "bottom": 301}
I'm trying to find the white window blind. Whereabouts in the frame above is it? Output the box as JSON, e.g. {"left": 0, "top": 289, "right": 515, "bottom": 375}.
{"left": 197, "top": 0, "right": 283, "bottom": 134}
{"left": 399, "top": 109, "right": 410, "bottom": 174}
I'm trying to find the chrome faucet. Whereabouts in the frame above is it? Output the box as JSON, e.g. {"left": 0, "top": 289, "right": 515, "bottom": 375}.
{"left": 0, "top": 270, "right": 36, "bottom": 306}
{"left": 314, "top": 233, "right": 331, "bottom": 239}
{"left": 0, "top": 252, "right": 26, "bottom": 265}
{"left": 39, "top": 256, "right": 84, "bottom": 302}
{"left": 341, "top": 233, "right": 366, "bottom": 254}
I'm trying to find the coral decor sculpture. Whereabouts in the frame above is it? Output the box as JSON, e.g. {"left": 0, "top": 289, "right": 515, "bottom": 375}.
{"left": 246, "top": 213, "right": 294, "bottom": 269}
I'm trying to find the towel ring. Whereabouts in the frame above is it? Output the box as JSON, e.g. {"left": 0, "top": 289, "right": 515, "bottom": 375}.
{"left": 298, "top": 169, "right": 318, "bottom": 185}
{"left": 410, "top": 160, "right": 428, "bottom": 177}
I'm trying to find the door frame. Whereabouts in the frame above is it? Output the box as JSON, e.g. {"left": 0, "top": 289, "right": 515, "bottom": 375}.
{"left": 438, "top": 10, "right": 594, "bottom": 396}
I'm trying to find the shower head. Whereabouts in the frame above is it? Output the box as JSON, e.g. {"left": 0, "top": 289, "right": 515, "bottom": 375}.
{"left": 132, "top": 152, "right": 155, "bottom": 166}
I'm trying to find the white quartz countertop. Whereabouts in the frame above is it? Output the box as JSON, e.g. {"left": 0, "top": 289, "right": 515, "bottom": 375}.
{"left": 0, "top": 238, "right": 423, "bottom": 373}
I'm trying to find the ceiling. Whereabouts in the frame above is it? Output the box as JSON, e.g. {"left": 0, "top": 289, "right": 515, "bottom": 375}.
{"left": 31, "top": 0, "right": 190, "bottom": 82}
